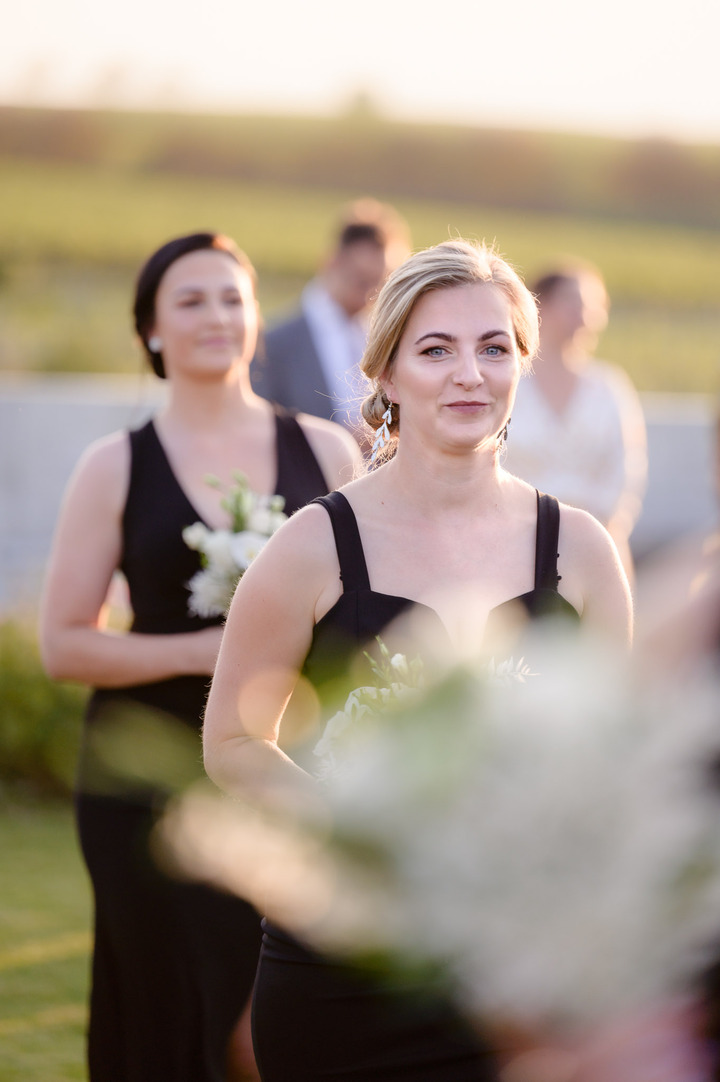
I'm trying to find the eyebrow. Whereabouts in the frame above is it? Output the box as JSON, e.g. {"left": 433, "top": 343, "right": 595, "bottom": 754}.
{"left": 171, "top": 284, "right": 242, "bottom": 297}
{"left": 414, "top": 329, "right": 512, "bottom": 345}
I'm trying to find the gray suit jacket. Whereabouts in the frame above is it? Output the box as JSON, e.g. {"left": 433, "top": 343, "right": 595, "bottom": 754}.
{"left": 251, "top": 311, "right": 338, "bottom": 422}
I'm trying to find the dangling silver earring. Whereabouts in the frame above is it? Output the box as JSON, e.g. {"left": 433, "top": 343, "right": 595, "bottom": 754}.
{"left": 499, "top": 417, "right": 511, "bottom": 443}
{"left": 148, "top": 335, "right": 163, "bottom": 353}
{"left": 371, "top": 400, "right": 394, "bottom": 463}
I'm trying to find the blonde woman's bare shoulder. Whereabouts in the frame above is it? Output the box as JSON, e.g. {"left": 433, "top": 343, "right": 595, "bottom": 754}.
{"left": 295, "top": 413, "right": 363, "bottom": 488}
{"left": 236, "top": 498, "right": 343, "bottom": 623}
{"left": 557, "top": 501, "right": 633, "bottom": 642}
{"left": 558, "top": 501, "right": 617, "bottom": 553}
{"left": 248, "top": 499, "right": 340, "bottom": 580}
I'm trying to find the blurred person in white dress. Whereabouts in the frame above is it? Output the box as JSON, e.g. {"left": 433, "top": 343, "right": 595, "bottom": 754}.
{"left": 504, "top": 261, "right": 647, "bottom": 578}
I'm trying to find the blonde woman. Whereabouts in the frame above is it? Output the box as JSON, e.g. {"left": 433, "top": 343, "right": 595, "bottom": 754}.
{"left": 203, "top": 240, "right": 631, "bottom": 1080}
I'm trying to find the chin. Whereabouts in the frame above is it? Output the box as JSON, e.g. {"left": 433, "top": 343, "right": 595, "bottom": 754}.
{"left": 190, "top": 361, "right": 241, "bottom": 382}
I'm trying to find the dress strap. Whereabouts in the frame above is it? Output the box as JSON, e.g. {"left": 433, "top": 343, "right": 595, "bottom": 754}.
{"left": 273, "top": 407, "right": 329, "bottom": 507}
{"left": 534, "top": 490, "right": 562, "bottom": 591}
{"left": 311, "top": 491, "right": 371, "bottom": 593}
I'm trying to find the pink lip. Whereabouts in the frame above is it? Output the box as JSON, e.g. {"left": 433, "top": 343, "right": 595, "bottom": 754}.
{"left": 444, "top": 401, "right": 488, "bottom": 412}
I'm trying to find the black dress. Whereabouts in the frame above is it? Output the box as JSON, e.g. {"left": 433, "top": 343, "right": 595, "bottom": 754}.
{"left": 252, "top": 489, "right": 579, "bottom": 1082}
{"left": 75, "top": 410, "right": 329, "bottom": 1082}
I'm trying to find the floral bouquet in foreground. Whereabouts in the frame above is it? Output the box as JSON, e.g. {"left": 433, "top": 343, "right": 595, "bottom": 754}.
{"left": 182, "top": 472, "right": 286, "bottom": 617}
{"left": 163, "top": 627, "right": 720, "bottom": 1037}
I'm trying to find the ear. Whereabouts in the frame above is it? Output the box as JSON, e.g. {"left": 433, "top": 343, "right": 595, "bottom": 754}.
{"left": 379, "top": 369, "right": 397, "bottom": 404}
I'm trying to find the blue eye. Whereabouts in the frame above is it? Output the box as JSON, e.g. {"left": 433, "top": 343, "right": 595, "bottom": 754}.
{"left": 423, "top": 346, "right": 446, "bottom": 358}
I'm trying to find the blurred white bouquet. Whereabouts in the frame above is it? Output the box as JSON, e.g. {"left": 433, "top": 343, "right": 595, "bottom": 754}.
{"left": 182, "top": 472, "right": 286, "bottom": 617}
{"left": 314, "top": 639, "right": 533, "bottom": 782}
{"left": 163, "top": 628, "right": 720, "bottom": 1035}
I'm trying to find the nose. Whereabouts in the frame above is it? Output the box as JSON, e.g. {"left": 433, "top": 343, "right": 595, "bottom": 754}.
{"left": 452, "top": 348, "right": 484, "bottom": 388}
{"left": 208, "top": 298, "right": 231, "bottom": 324}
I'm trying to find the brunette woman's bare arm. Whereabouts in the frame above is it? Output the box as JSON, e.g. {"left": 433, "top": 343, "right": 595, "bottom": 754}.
{"left": 39, "top": 433, "right": 222, "bottom": 687}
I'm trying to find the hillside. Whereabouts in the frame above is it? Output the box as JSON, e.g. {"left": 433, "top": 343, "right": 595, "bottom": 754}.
{"left": 2, "top": 105, "right": 719, "bottom": 230}
{"left": 1, "top": 106, "right": 719, "bottom": 392}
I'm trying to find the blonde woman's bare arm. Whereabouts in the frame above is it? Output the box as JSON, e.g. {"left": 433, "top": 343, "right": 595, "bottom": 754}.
{"left": 559, "top": 505, "right": 634, "bottom": 647}
{"left": 203, "top": 504, "right": 339, "bottom": 806}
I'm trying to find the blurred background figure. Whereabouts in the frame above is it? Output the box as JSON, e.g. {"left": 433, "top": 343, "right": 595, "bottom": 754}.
{"left": 504, "top": 261, "right": 647, "bottom": 578}
{"left": 251, "top": 197, "right": 411, "bottom": 433}
{"left": 38, "top": 231, "right": 359, "bottom": 1082}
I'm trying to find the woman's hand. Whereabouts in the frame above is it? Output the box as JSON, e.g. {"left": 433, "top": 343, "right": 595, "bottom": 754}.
{"left": 183, "top": 626, "right": 225, "bottom": 676}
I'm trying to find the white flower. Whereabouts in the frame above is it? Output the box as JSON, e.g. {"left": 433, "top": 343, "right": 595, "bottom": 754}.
{"left": 199, "top": 530, "right": 241, "bottom": 574}
{"left": 290, "top": 634, "right": 720, "bottom": 1031}
{"left": 248, "top": 502, "right": 287, "bottom": 536}
{"left": 182, "top": 476, "right": 289, "bottom": 617}
{"left": 389, "top": 653, "right": 410, "bottom": 679}
{"left": 228, "top": 531, "right": 271, "bottom": 570}
{"left": 486, "top": 656, "right": 535, "bottom": 685}
{"left": 182, "top": 522, "right": 210, "bottom": 551}
{"left": 186, "top": 568, "right": 237, "bottom": 618}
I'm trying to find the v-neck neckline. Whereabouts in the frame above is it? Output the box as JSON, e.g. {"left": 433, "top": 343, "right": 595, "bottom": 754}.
{"left": 147, "top": 416, "right": 280, "bottom": 529}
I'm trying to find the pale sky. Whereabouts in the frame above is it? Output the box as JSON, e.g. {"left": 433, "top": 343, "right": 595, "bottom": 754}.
{"left": 3, "top": 0, "right": 720, "bottom": 141}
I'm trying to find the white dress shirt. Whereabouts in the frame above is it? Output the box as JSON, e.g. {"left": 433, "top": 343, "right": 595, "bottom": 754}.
{"left": 301, "top": 280, "right": 369, "bottom": 426}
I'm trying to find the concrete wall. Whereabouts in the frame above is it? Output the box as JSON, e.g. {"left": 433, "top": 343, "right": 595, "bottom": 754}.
{"left": 1, "top": 374, "right": 166, "bottom": 610}
{"left": 1, "top": 375, "right": 717, "bottom": 611}
{"left": 631, "top": 391, "right": 717, "bottom": 558}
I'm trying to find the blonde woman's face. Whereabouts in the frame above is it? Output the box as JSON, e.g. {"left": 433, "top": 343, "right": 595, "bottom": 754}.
{"left": 383, "top": 282, "right": 521, "bottom": 454}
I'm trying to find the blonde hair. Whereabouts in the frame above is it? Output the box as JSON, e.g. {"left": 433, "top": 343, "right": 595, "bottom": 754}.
{"left": 360, "top": 240, "right": 538, "bottom": 437}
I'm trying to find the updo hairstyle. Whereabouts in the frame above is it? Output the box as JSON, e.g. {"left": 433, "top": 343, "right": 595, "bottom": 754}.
{"left": 133, "top": 232, "right": 257, "bottom": 378}
{"left": 360, "top": 240, "right": 539, "bottom": 439}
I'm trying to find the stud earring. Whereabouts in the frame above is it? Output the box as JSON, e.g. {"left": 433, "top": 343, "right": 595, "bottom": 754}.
{"left": 148, "top": 335, "right": 163, "bottom": 353}
{"left": 370, "top": 400, "right": 394, "bottom": 463}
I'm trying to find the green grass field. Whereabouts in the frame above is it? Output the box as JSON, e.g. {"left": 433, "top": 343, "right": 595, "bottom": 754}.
{"left": 2, "top": 155, "right": 719, "bottom": 391}
{"left": 0, "top": 803, "right": 91, "bottom": 1082}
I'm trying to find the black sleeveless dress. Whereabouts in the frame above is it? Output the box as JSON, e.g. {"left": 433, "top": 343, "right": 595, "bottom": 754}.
{"left": 252, "top": 489, "right": 579, "bottom": 1082}
{"left": 74, "top": 409, "right": 329, "bottom": 1082}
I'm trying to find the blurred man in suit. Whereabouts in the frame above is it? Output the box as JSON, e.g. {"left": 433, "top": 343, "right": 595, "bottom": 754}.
{"left": 251, "top": 199, "right": 411, "bottom": 432}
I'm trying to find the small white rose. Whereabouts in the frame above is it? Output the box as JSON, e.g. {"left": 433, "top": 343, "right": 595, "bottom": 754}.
{"left": 182, "top": 522, "right": 210, "bottom": 551}
{"left": 201, "top": 530, "right": 239, "bottom": 574}
{"left": 186, "top": 568, "right": 236, "bottom": 617}
{"left": 389, "top": 653, "right": 409, "bottom": 678}
{"left": 248, "top": 501, "right": 287, "bottom": 535}
{"left": 247, "top": 506, "right": 275, "bottom": 535}
{"left": 228, "top": 531, "right": 270, "bottom": 570}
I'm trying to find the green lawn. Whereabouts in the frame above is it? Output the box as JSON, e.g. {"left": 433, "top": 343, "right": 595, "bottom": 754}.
{"left": 0, "top": 803, "right": 90, "bottom": 1082}
{"left": 1, "top": 156, "right": 719, "bottom": 392}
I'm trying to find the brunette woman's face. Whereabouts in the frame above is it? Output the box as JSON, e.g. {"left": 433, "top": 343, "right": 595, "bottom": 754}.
{"left": 149, "top": 249, "right": 258, "bottom": 379}
{"left": 383, "top": 282, "right": 521, "bottom": 454}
